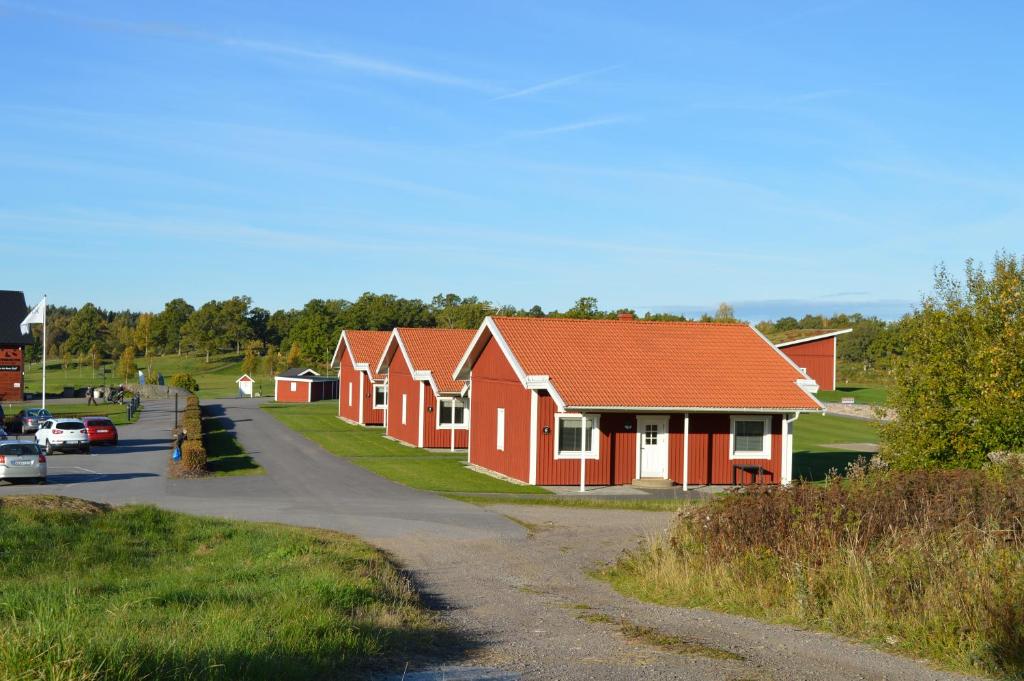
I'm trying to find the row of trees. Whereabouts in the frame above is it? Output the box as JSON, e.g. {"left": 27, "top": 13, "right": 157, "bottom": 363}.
{"left": 26, "top": 292, "right": 906, "bottom": 377}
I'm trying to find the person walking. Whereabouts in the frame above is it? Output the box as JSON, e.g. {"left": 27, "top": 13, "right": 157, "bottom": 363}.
{"left": 86, "top": 386, "right": 96, "bottom": 405}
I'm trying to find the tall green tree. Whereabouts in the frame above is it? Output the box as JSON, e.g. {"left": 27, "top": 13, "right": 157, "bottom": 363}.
{"left": 220, "top": 296, "right": 253, "bottom": 353}
{"left": 432, "top": 293, "right": 494, "bottom": 329}
{"left": 152, "top": 298, "right": 195, "bottom": 355}
{"left": 343, "top": 292, "right": 432, "bottom": 330}
{"left": 65, "top": 303, "right": 107, "bottom": 355}
{"left": 182, "top": 301, "right": 224, "bottom": 362}
{"left": 118, "top": 346, "right": 138, "bottom": 383}
{"left": 881, "top": 254, "right": 1024, "bottom": 469}
{"left": 288, "top": 299, "right": 345, "bottom": 364}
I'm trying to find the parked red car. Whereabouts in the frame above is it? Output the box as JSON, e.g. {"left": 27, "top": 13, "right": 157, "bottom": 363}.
{"left": 81, "top": 417, "right": 119, "bottom": 446}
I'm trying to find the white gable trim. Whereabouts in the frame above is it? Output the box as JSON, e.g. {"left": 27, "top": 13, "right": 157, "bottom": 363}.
{"left": 774, "top": 328, "right": 853, "bottom": 348}
{"left": 748, "top": 324, "right": 825, "bottom": 410}
{"left": 452, "top": 317, "right": 567, "bottom": 411}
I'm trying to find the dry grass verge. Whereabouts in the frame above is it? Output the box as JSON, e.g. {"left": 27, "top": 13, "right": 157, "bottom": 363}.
{"left": 602, "top": 462, "right": 1024, "bottom": 678}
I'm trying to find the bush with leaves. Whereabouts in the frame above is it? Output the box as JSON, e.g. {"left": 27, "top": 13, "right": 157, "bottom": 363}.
{"left": 169, "top": 373, "right": 200, "bottom": 393}
{"left": 882, "top": 253, "right": 1024, "bottom": 469}
{"left": 179, "top": 440, "right": 207, "bottom": 472}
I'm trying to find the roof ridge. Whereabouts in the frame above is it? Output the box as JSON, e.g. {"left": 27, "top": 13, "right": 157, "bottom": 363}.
{"left": 491, "top": 316, "right": 749, "bottom": 327}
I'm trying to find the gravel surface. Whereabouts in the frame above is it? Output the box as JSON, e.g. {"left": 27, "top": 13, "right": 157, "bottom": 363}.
{"left": 0, "top": 398, "right": 978, "bottom": 681}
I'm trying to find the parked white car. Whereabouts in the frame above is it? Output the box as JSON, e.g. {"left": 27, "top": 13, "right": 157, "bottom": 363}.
{"left": 35, "top": 419, "right": 90, "bottom": 454}
{"left": 0, "top": 441, "right": 46, "bottom": 484}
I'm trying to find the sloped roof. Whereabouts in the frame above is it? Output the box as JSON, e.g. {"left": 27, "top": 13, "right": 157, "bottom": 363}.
{"left": 278, "top": 367, "right": 319, "bottom": 378}
{"left": 331, "top": 330, "right": 390, "bottom": 380}
{"left": 768, "top": 328, "right": 852, "bottom": 346}
{"left": 0, "top": 291, "right": 33, "bottom": 346}
{"left": 378, "top": 328, "right": 476, "bottom": 394}
{"left": 457, "top": 317, "right": 821, "bottom": 411}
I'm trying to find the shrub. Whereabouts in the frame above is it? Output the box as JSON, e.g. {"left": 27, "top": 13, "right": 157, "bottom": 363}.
{"left": 169, "top": 373, "right": 200, "bottom": 393}
{"left": 179, "top": 440, "right": 207, "bottom": 472}
{"left": 607, "top": 467, "right": 1024, "bottom": 677}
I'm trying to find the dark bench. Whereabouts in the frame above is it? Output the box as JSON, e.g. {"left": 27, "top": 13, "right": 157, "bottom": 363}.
{"left": 733, "top": 464, "right": 771, "bottom": 485}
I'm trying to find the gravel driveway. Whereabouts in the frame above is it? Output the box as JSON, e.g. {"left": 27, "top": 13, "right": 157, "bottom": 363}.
{"left": 0, "top": 398, "right": 978, "bottom": 680}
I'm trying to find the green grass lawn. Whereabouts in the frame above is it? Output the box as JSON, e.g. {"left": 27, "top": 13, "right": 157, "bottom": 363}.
{"left": 816, "top": 384, "right": 889, "bottom": 405}
{"left": 792, "top": 414, "right": 880, "bottom": 481}
{"left": 262, "top": 401, "right": 549, "bottom": 495}
{"left": 0, "top": 496, "right": 444, "bottom": 680}
{"left": 202, "top": 412, "right": 264, "bottom": 477}
{"left": 24, "top": 352, "right": 277, "bottom": 399}
{"left": 442, "top": 493, "right": 686, "bottom": 511}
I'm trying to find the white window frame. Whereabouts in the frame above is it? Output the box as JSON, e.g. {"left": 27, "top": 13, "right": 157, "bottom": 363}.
{"left": 401, "top": 394, "right": 408, "bottom": 425}
{"left": 290, "top": 381, "right": 297, "bottom": 392}
{"left": 436, "top": 397, "right": 469, "bottom": 429}
{"left": 347, "top": 381, "right": 353, "bottom": 407}
{"left": 373, "top": 384, "right": 387, "bottom": 409}
{"left": 553, "top": 413, "right": 601, "bottom": 460}
{"left": 729, "top": 415, "right": 772, "bottom": 460}
{"left": 496, "top": 408, "right": 505, "bottom": 451}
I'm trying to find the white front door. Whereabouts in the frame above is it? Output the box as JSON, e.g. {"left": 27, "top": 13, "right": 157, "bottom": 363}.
{"left": 637, "top": 416, "right": 669, "bottom": 479}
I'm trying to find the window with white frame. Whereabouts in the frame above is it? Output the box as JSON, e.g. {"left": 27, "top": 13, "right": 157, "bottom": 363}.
{"left": 496, "top": 408, "right": 505, "bottom": 451}
{"left": 347, "top": 382, "right": 353, "bottom": 407}
{"left": 554, "top": 413, "right": 600, "bottom": 459}
{"left": 437, "top": 397, "right": 468, "bottom": 428}
{"left": 401, "top": 394, "right": 407, "bottom": 425}
{"left": 373, "top": 384, "right": 387, "bottom": 408}
{"left": 729, "top": 415, "right": 771, "bottom": 459}
{"left": 290, "top": 381, "right": 297, "bottom": 392}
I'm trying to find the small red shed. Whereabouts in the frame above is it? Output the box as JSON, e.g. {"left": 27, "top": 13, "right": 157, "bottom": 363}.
{"left": 770, "top": 329, "right": 852, "bottom": 392}
{"left": 330, "top": 330, "right": 391, "bottom": 426}
{"left": 453, "top": 316, "right": 823, "bottom": 488}
{"left": 274, "top": 368, "right": 339, "bottom": 403}
{"left": 0, "top": 291, "right": 33, "bottom": 403}
{"left": 375, "top": 328, "right": 476, "bottom": 450}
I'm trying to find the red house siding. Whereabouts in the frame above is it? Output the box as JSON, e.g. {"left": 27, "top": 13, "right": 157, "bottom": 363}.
{"left": 386, "top": 350, "right": 420, "bottom": 446}
{"left": 276, "top": 378, "right": 310, "bottom": 403}
{"left": 468, "top": 337, "right": 532, "bottom": 481}
{"left": 779, "top": 336, "right": 836, "bottom": 391}
{"left": 337, "top": 349, "right": 381, "bottom": 425}
{"left": 686, "top": 414, "right": 782, "bottom": 485}
{"left": 420, "top": 389, "right": 469, "bottom": 449}
{"left": 0, "top": 345, "right": 24, "bottom": 402}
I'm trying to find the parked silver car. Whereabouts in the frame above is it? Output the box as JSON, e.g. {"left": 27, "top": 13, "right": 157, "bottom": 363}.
{"left": 0, "top": 441, "right": 47, "bottom": 484}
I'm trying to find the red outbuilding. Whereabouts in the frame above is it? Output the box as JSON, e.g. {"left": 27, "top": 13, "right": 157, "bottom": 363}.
{"left": 274, "top": 368, "right": 339, "bottom": 403}
{"left": 0, "top": 291, "right": 33, "bottom": 403}
{"left": 770, "top": 329, "right": 852, "bottom": 392}
{"left": 375, "top": 328, "right": 476, "bottom": 450}
{"left": 330, "top": 330, "right": 391, "bottom": 426}
{"left": 453, "top": 316, "right": 823, "bottom": 488}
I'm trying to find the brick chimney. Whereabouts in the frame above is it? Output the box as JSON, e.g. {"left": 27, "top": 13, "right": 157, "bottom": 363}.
{"left": 617, "top": 312, "right": 635, "bottom": 321}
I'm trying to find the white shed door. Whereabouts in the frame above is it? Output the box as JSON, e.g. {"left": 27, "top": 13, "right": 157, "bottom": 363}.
{"left": 637, "top": 416, "right": 669, "bottom": 479}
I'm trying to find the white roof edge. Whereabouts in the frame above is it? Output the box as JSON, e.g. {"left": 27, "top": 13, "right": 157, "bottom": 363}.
{"left": 566, "top": 405, "right": 825, "bottom": 414}
{"left": 774, "top": 328, "right": 853, "bottom": 348}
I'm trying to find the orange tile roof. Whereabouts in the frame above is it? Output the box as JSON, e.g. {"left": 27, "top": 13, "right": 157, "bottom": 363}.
{"left": 490, "top": 317, "right": 820, "bottom": 410}
{"left": 397, "top": 327, "right": 477, "bottom": 394}
{"left": 344, "top": 330, "right": 391, "bottom": 380}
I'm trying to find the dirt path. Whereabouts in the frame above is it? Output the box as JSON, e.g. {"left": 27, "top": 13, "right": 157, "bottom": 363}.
{"left": 379, "top": 505, "right": 977, "bottom": 681}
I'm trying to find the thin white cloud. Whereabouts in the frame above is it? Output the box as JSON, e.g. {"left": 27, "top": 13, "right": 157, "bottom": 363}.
{"left": 1, "top": 1, "right": 498, "bottom": 93}
{"left": 511, "top": 116, "right": 627, "bottom": 138}
{"left": 493, "top": 65, "right": 621, "bottom": 101}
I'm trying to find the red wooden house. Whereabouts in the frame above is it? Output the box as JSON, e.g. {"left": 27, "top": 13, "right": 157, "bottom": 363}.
{"left": 274, "top": 368, "right": 339, "bottom": 403}
{"left": 770, "top": 329, "right": 852, "bottom": 392}
{"left": 0, "top": 291, "right": 32, "bottom": 403}
{"left": 330, "top": 330, "right": 391, "bottom": 426}
{"left": 375, "top": 328, "right": 476, "bottom": 450}
{"left": 453, "top": 316, "right": 823, "bottom": 488}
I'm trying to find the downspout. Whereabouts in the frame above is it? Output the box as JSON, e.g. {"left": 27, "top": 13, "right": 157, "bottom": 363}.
{"left": 783, "top": 412, "right": 800, "bottom": 485}
{"left": 682, "top": 413, "right": 690, "bottom": 491}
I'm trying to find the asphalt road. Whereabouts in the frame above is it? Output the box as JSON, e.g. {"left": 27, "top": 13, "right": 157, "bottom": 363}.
{"left": 0, "top": 398, "right": 522, "bottom": 543}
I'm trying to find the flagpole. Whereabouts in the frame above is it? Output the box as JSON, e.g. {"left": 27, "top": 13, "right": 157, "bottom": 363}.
{"left": 41, "top": 295, "right": 46, "bottom": 410}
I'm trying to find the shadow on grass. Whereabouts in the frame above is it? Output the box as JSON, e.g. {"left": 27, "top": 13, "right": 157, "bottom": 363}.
{"left": 793, "top": 450, "right": 872, "bottom": 482}
{"left": 200, "top": 407, "right": 263, "bottom": 476}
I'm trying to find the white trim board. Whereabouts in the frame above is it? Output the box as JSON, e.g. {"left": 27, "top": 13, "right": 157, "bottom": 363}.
{"left": 774, "top": 328, "right": 853, "bottom": 349}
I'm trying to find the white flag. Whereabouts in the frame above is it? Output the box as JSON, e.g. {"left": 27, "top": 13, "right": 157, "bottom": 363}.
{"left": 20, "top": 297, "right": 46, "bottom": 334}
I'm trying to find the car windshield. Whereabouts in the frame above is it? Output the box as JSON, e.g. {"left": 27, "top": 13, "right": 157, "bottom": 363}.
{"left": 0, "top": 443, "right": 40, "bottom": 457}
{"left": 56, "top": 421, "right": 85, "bottom": 430}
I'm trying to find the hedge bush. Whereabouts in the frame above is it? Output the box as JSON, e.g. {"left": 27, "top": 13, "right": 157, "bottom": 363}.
{"left": 179, "top": 440, "right": 207, "bottom": 472}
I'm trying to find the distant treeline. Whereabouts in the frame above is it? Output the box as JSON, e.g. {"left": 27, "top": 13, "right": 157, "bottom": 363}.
{"left": 24, "top": 293, "right": 906, "bottom": 374}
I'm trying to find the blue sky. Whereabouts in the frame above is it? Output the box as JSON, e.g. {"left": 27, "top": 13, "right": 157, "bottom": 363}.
{"left": 2, "top": 1, "right": 1021, "bottom": 319}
